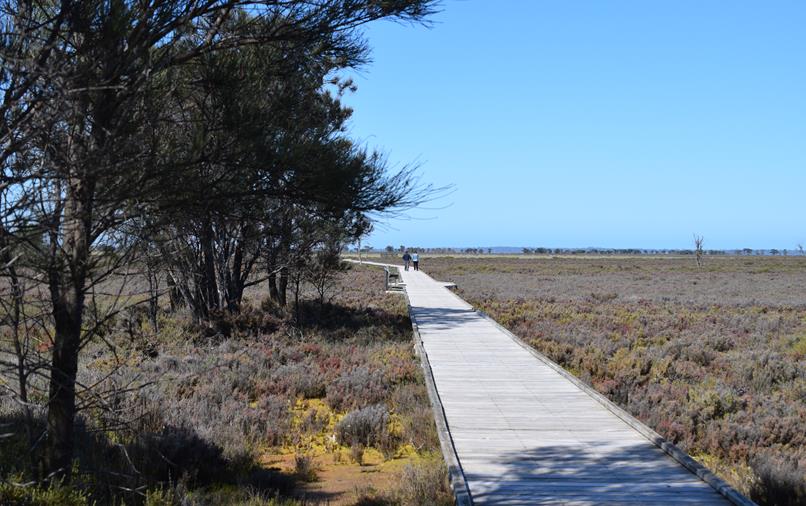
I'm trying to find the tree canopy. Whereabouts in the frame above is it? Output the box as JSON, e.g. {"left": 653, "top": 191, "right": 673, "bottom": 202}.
{"left": 0, "top": 0, "right": 438, "bottom": 481}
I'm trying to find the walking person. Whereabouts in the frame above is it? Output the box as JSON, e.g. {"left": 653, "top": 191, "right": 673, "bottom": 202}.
{"left": 402, "top": 250, "right": 411, "bottom": 271}
{"left": 412, "top": 251, "right": 420, "bottom": 271}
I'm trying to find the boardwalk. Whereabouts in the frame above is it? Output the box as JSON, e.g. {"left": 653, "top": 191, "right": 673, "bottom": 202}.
{"left": 391, "top": 265, "right": 746, "bottom": 505}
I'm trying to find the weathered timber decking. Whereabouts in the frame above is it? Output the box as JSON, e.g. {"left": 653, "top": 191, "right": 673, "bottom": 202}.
{"left": 358, "top": 261, "right": 754, "bottom": 506}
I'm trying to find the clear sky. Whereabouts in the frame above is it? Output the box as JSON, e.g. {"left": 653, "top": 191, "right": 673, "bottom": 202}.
{"left": 342, "top": 1, "right": 806, "bottom": 250}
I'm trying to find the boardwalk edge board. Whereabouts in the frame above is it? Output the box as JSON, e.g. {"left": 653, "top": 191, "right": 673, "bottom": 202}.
{"left": 406, "top": 295, "right": 474, "bottom": 505}
{"left": 475, "top": 309, "right": 757, "bottom": 506}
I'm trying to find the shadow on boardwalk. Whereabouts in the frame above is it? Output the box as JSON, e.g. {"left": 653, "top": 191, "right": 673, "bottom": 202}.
{"left": 463, "top": 443, "right": 728, "bottom": 505}
{"left": 410, "top": 306, "right": 480, "bottom": 330}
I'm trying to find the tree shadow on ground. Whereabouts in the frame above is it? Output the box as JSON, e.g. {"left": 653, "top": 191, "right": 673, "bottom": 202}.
{"left": 0, "top": 411, "right": 301, "bottom": 504}
{"left": 409, "top": 306, "right": 484, "bottom": 332}
{"left": 458, "top": 441, "right": 733, "bottom": 505}
{"left": 296, "top": 300, "right": 412, "bottom": 342}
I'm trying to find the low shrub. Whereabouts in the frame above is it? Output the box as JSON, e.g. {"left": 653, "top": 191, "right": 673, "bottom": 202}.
{"left": 391, "top": 384, "right": 438, "bottom": 451}
{"left": 350, "top": 457, "right": 453, "bottom": 506}
{"left": 392, "top": 458, "right": 453, "bottom": 506}
{"left": 750, "top": 452, "right": 806, "bottom": 506}
{"left": 131, "top": 425, "right": 230, "bottom": 485}
{"left": 292, "top": 454, "right": 318, "bottom": 483}
{"left": 335, "top": 404, "right": 389, "bottom": 449}
{"left": 326, "top": 366, "right": 388, "bottom": 411}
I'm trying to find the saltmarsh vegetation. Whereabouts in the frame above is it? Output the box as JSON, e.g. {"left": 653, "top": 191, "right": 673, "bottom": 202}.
{"left": 428, "top": 255, "right": 806, "bottom": 506}
{"left": 1, "top": 264, "right": 452, "bottom": 504}
{"left": 0, "top": 1, "right": 452, "bottom": 503}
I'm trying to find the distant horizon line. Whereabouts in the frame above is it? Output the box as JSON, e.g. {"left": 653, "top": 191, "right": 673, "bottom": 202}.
{"left": 351, "top": 245, "right": 805, "bottom": 255}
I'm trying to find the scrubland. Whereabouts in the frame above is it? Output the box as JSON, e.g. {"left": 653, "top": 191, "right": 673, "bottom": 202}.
{"left": 0, "top": 265, "right": 452, "bottom": 505}
{"left": 426, "top": 255, "right": 806, "bottom": 506}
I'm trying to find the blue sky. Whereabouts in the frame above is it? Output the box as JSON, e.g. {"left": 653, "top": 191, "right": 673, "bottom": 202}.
{"left": 342, "top": 1, "right": 806, "bottom": 250}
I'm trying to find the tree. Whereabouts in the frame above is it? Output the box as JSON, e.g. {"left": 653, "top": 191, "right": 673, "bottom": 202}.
{"left": 305, "top": 232, "right": 352, "bottom": 313}
{"left": 693, "top": 234, "right": 704, "bottom": 268}
{"left": 0, "top": 206, "right": 42, "bottom": 477}
{"left": 0, "top": 0, "right": 437, "bottom": 481}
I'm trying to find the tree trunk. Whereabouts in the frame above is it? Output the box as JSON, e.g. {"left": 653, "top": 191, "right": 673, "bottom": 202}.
{"left": 266, "top": 237, "right": 280, "bottom": 303}
{"left": 47, "top": 292, "right": 83, "bottom": 480}
{"left": 268, "top": 270, "right": 279, "bottom": 302}
{"left": 267, "top": 243, "right": 279, "bottom": 302}
{"left": 46, "top": 182, "right": 92, "bottom": 481}
{"left": 226, "top": 233, "right": 244, "bottom": 313}
{"left": 200, "top": 218, "right": 219, "bottom": 313}
{"left": 166, "top": 273, "right": 181, "bottom": 311}
{"left": 294, "top": 275, "right": 301, "bottom": 324}
{"left": 278, "top": 266, "right": 288, "bottom": 307}
{"left": 147, "top": 263, "right": 159, "bottom": 332}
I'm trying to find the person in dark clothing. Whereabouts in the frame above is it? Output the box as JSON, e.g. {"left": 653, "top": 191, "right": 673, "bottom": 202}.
{"left": 402, "top": 251, "right": 411, "bottom": 271}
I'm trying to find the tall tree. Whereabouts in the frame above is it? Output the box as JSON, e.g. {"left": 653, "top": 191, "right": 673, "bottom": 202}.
{"left": 0, "top": 0, "right": 437, "bottom": 480}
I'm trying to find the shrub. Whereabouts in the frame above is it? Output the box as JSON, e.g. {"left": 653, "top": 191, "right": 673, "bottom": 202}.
{"left": 293, "top": 454, "right": 318, "bottom": 483}
{"left": 299, "top": 406, "right": 328, "bottom": 435}
{"left": 391, "top": 385, "right": 438, "bottom": 451}
{"left": 750, "top": 452, "right": 806, "bottom": 506}
{"left": 335, "top": 404, "right": 389, "bottom": 449}
{"left": 326, "top": 367, "right": 388, "bottom": 411}
{"left": 393, "top": 458, "right": 454, "bottom": 506}
{"left": 256, "top": 395, "right": 292, "bottom": 447}
{"left": 272, "top": 363, "right": 326, "bottom": 399}
{"left": 131, "top": 425, "right": 230, "bottom": 485}
{"left": 350, "top": 444, "right": 365, "bottom": 465}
